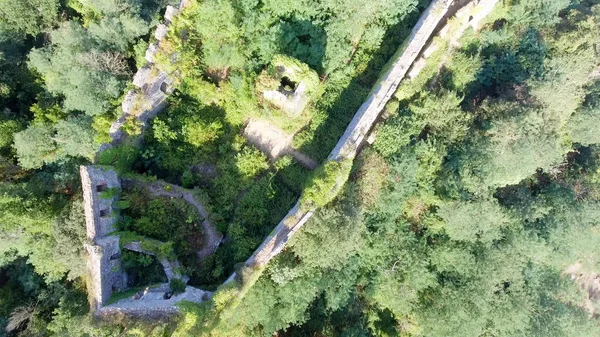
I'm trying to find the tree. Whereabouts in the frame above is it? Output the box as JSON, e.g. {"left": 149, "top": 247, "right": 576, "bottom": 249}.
{"left": 437, "top": 199, "right": 515, "bottom": 244}
{"left": 0, "top": 118, "right": 21, "bottom": 150}
{"left": 12, "top": 123, "right": 57, "bottom": 169}
{"left": 28, "top": 10, "right": 149, "bottom": 116}
{"left": 567, "top": 107, "right": 600, "bottom": 146}
{"left": 0, "top": 0, "right": 60, "bottom": 36}
{"left": 194, "top": 0, "right": 245, "bottom": 72}
{"left": 13, "top": 116, "right": 97, "bottom": 169}
{"left": 507, "top": 0, "right": 572, "bottom": 29}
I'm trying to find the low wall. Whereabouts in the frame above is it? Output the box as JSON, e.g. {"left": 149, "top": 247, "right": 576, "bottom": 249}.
{"left": 99, "top": 285, "right": 211, "bottom": 316}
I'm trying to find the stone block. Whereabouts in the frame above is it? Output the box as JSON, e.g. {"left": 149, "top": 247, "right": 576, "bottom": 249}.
{"left": 144, "top": 43, "right": 158, "bottom": 63}
{"left": 133, "top": 66, "right": 153, "bottom": 88}
{"left": 155, "top": 24, "right": 168, "bottom": 41}
{"left": 164, "top": 5, "right": 178, "bottom": 22}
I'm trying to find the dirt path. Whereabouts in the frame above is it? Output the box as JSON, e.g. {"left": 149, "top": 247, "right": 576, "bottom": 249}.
{"left": 130, "top": 180, "right": 223, "bottom": 261}
{"left": 287, "top": 149, "right": 318, "bottom": 169}
{"left": 243, "top": 119, "right": 319, "bottom": 170}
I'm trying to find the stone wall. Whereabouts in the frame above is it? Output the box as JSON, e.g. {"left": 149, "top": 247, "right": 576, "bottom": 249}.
{"left": 99, "top": 0, "right": 191, "bottom": 152}
{"left": 229, "top": 0, "right": 500, "bottom": 282}
{"left": 327, "top": 0, "right": 455, "bottom": 161}
{"left": 82, "top": 0, "right": 217, "bottom": 316}
{"left": 82, "top": 164, "right": 212, "bottom": 314}
{"left": 81, "top": 166, "right": 121, "bottom": 240}
{"left": 80, "top": 165, "right": 127, "bottom": 310}
{"left": 122, "top": 241, "right": 188, "bottom": 283}
{"left": 99, "top": 285, "right": 211, "bottom": 317}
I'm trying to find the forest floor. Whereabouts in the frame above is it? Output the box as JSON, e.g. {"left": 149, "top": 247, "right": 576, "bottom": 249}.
{"left": 564, "top": 261, "right": 600, "bottom": 317}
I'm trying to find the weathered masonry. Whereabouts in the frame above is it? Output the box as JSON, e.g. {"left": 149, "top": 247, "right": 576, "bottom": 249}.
{"left": 81, "top": 166, "right": 127, "bottom": 310}
{"left": 81, "top": 165, "right": 213, "bottom": 315}
{"left": 227, "top": 0, "right": 500, "bottom": 283}
{"left": 100, "top": 0, "right": 191, "bottom": 152}
{"left": 82, "top": 0, "right": 215, "bottom": 316}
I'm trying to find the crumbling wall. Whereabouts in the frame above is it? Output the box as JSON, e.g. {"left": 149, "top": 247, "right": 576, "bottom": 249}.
{"left": 85, "top": 237, "right": 127, "bottom": 310}
{"left": 82, "top": 165, "right": 212, "bottom": 314}
{"left": 100, "top": 0, "right": 191, "bottom": 152}
{"left": 82, "top": 1, "right": 217, "bottom": 316}
{"left": 81, "top": 165, "right": 127, "bottom": 310}
{"left": 122, "top": 241, "right": 188, "bottom": 283}
{"left": 99, "top": 285, "right": 211, "bottom": 316}
{"left": 81, "top": 166, "right": 121, "bottom": 240}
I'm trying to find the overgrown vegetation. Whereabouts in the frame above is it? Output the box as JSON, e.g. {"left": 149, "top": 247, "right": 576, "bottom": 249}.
{"left": 2, "top": 0, "right": 600, "bottom": 336}
{"left": 124, "top": 0, "right": 425, "bottom": 287}
{"left": 169, "top": 1, "right": 600, "bottom": 336}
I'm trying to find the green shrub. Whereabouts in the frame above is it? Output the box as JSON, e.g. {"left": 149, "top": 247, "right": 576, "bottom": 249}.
{"left": 182, "top": 119, "right": 223, "bottom": 148}
{"left": 181, "top": 169, "right": 197, "bottom": 188}
{"left": 96, "top": 145, "right": 138, "bottom": 174}
{"left": 98, "top": 187, "right": 120, "bottom": 199}
{"left": 301, "top": 160, "right": 352, "bottom": 208}
{"left": 170, "top": 278, "right": 187, "bottom": 295}
{"left": 235, "top": 147, "right": 270, "bottom": 180}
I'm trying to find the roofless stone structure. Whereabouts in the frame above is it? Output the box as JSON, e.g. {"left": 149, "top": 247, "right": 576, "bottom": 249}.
{"left": 81, "top": 0, "right": 215, "bottom": 316}
{"left": 81, "top": 166, "right": 127, "bottom": 310}
{"left": 81, "top": 165, "right": 212, "bottom": 316}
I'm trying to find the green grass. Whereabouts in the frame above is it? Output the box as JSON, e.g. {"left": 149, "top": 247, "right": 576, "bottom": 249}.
{"left": 105, "top": 286, "right": 145, "bottom": 305}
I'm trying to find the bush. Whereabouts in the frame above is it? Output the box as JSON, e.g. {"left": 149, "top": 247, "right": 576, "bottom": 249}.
{"left": 96, "top": 145, "right": 138, "bottom": 173}
{"left": 182, "top": 119, "right": 223, "bottom": 148}
{"left": 301, "top": 160, "right": 352, "bottom": 208}
{"left": 170, "top": 278, "right": 187, "bottom": 295}
{"left": 235, "top": 147, "right": 270, "bottom": 180}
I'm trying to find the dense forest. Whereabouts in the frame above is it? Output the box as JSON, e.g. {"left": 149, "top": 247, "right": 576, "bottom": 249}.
{"left": 1, "top": 0, "right": 600, "bottom": 336}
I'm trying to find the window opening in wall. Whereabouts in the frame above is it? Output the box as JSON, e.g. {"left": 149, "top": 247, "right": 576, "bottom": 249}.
{"left": 96, "top": 183, "right": 108, "bottom": 192}
{"left": 160, "top": 81, "right": 168, "bottom": 93}
{"left": 99, "top": 209, "right": 110, "bottom": 218}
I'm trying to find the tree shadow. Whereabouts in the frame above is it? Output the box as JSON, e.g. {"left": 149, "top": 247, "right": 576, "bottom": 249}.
{"left": 277, "top": 19, "right": 327, "bottom": 74}
{"left": 297, "top": 8, "right": 425, "bottom": 162}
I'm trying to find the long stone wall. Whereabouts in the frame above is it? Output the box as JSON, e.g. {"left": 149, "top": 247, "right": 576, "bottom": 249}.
{"left": 99, "top": 0, "right": 191, "bottom": 152}
{"left": 232, "top": 0, "right": 500, "bottom": 280}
